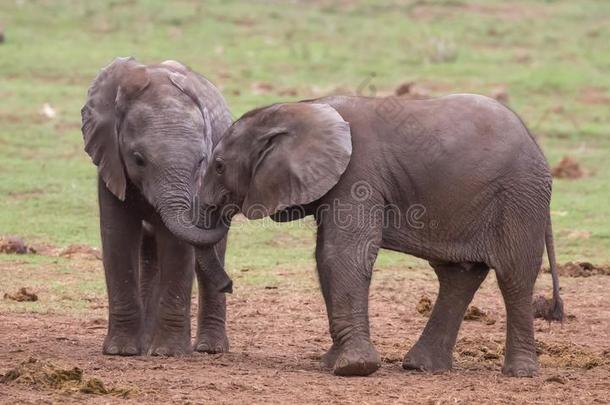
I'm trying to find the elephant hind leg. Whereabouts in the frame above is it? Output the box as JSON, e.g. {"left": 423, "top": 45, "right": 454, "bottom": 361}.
{"left": 403, "top": 261, "right": 489, "bottom": 373}
{"left": 495, "top": 259, "right": 540, "bottom": 377}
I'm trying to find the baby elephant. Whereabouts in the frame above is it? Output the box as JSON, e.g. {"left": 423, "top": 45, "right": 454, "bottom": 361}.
{"left": 81, "top": 58, "right": 232, "bottom": 356}
{"left": 194, "top": 94, "right": 564, "bottom": 377}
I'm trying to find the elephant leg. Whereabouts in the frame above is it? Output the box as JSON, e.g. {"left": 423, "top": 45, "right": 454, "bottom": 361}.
{"left": 148, "top": 226, "right": 194, "bottom": 356}
{"left": 139, "top": 223, "right": 160, "bottom": 351}
{"left": 316, "top": 215, "right": 382, "bottom": 376}
{"left": 98, "top": 180, "right": 143, "bottom": 356}
{"left": 496, "top": 260, "right": 539, "bottom": 377}
{"left": 403, "top": 262, "right": 489, "bottom": 372}
{"left": 194, "top": 237, "right": 229, "bottom": 354}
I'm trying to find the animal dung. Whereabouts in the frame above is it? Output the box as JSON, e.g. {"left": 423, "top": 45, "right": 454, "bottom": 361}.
{"left": 551, "top": 156, "right": 586, "bottom": 179}
{"left": 3, "top": 287, "right": 38, "bottom": 302}
{"left": 416, "top": 295, "right": 433, "bottom": 316}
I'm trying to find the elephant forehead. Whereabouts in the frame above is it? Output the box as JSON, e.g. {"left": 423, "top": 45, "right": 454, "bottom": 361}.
{"left": 125, "top": 99, "right": 203, "bottom": 129}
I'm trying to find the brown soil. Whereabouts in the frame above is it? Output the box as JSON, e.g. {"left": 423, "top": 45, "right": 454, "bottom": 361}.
{"left": 551, "top": 156, "right": 586, "bottom": 179}
{"left": 1, "top": 262, "right": 609, "bottom": 403}
{"left": 578, "top": 87, "right": 610, "bottom": 105}
{"left": 58, "top": 244, "right": 102, "bottom": 260}
{"left": 3, "top": 287, "right": 38, "bottom": 302}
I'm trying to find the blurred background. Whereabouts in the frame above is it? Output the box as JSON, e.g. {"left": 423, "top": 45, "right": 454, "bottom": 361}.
{"left": 0, "top": 0, "right": 609, "bottom": 312}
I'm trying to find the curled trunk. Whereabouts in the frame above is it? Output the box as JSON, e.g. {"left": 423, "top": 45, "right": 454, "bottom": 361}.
{"left": 158, "top": 196, "right": 229, "bottom": 247}
{"left": 157, "top": 195, "right": 233, "bottom": 293}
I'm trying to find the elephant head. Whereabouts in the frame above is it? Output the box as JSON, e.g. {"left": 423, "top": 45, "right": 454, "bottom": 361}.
{"left": 197, "top": 101, "right": 352, "bottom": 225}
{"left": 81, "top": 57, "right": 231, "bottom": 248}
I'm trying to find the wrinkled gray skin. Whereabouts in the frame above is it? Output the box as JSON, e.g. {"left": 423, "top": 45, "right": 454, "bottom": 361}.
{"left": 192, "top": 94, "right": 564, "bottom": 377}
{"left": 81, "top": 57, "right": 232, "bottom": 356}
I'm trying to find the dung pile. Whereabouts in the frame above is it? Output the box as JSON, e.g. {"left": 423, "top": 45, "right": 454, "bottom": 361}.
{"left": 536, "top": 341, "right": 609, "bottom": 370}
{"left": 3, "top": 287, "right": 38, "bottom": 302}
{"left": 463, "top": 306, "right": 496, "bottom": 325}
{"left": 0, "top": 236, "right": 35, "bottom": 254}
{"left": 544, "top": 261, "right": 610, "bottom": 277}
{"left": 0, "top": 358, "right": 132, "bottom": 397}
{"left": 454, "top": 337, "right": 504, "bottom": 369}
{"left": 416, "top": 295, "right": 433, "bottom": 316}
{"left": 551, "top": 156, "right": 586, "bottom": 179}
{"left": 454, "top": 338, "right": 608, "bottom": 371}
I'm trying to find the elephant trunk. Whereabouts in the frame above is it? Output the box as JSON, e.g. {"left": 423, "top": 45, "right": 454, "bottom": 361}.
{"left": 157, "top": 192, "right": 233, "bottom": 293}
{"left": 157, "top": 193, "right": 228, "bottom": 247}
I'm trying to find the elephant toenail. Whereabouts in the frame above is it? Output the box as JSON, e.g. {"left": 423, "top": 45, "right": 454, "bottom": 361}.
{"left": 154, "top": 347, "right": 168, "bottom": 356}
{"left": 336, "top": 357, "right": 349, "bottom": 369}
{"left": 106, "top": 345, "right": 119, "bottom": 355}
{"left": 125, "top": 345, "right": 138, "bottom": 355}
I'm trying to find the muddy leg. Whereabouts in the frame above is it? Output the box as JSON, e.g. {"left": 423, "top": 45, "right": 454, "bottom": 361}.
{"left": 404, "top": 262, "right": 489, "bottom": 372}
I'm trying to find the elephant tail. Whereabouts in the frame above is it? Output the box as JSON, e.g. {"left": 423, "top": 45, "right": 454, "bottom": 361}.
{"left": 534, "top": 215, "right": 565, "bottom": 322}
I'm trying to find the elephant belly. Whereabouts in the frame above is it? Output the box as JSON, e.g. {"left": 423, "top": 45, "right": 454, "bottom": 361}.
{"left": 381, "top": 226, "right": 488, "bottom": 264}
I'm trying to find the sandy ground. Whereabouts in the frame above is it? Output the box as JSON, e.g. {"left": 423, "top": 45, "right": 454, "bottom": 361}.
{"left": 1, "top": 264, "right": 609, "bottom": 404}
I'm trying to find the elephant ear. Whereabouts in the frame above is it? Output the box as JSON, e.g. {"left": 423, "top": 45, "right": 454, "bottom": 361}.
{"left": 242, "top": 103, "right": 352, "bottom": 219}
{"left": 81, "top": 57, "right": 148, "bottom": 201}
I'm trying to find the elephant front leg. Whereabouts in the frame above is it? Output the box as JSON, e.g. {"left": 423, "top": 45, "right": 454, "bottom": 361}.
{"left": 139, "top": 225, "right": 161, "bottom": 351}
{"left": 403, "top": 262, "right": 489, "bottom": 373}
{"left": 98, "top": 181, "right": 144, "bottom": 356}
{"left": 316, "top": 221, "right": 382, "bottom": 376}
{"left": 194, "top": 237, "right": 229, "bottom": 353}
{"left": 148, "top": 228, "right": 194, "bottom": 356}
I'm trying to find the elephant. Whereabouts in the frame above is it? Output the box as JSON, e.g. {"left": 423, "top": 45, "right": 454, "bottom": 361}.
{"left": 189, "top": 93, "right": 564, "bottom": 377}
{"left": 80, "top": 57, "right": 233, "bottom": 356}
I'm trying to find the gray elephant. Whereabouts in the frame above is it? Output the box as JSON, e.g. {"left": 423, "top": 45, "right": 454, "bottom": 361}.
{"left": 81, "top": 57, "right": 232, "bottom": 356}
{"left": 189, "top": 94, "right": 564, "bottom": 377}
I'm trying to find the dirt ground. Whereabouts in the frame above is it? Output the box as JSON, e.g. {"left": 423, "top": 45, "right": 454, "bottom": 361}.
{"left": 1, "top": 263, "right": 609, "bottom": 404}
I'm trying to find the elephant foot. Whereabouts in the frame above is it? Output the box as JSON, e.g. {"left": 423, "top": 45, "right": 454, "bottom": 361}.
{"left": 403, "top": 342, "right": 452, "bottom": 373}
{"left": 502, "top": 354, "right": 538, "bottom": 377}
{"left": 320, "top": 343, "right": 341, "bottom": 369}
{"left": 148, "top": 328, "right": 191, "bottom": 356}
{"left": 103, "top": 332, "right": 141, "bottom": 356}
{"left": 149, "top": 338, "right": 191, "bottom": 356}
{"left": 194, "top": 330, "right": 229, "bottom": 354}
{"left": 325, "top": 339, "right": 381, "bottom": 376}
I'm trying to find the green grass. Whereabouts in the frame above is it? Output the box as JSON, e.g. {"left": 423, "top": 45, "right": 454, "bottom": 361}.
{"left": 1, "top": 0, "right": 609, "bottom": 314}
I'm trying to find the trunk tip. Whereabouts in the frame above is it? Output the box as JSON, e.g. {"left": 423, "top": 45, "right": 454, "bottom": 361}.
{"left": 220, "top": 280, "right": 233, "bottom": 294}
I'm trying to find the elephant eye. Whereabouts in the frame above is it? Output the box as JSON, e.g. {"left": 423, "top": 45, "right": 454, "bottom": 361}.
{"left": 215, "top": 159, "right": 225, "bottom": 174}
{"left": 133, "top": 152, "right": 146, "bottom": 167}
